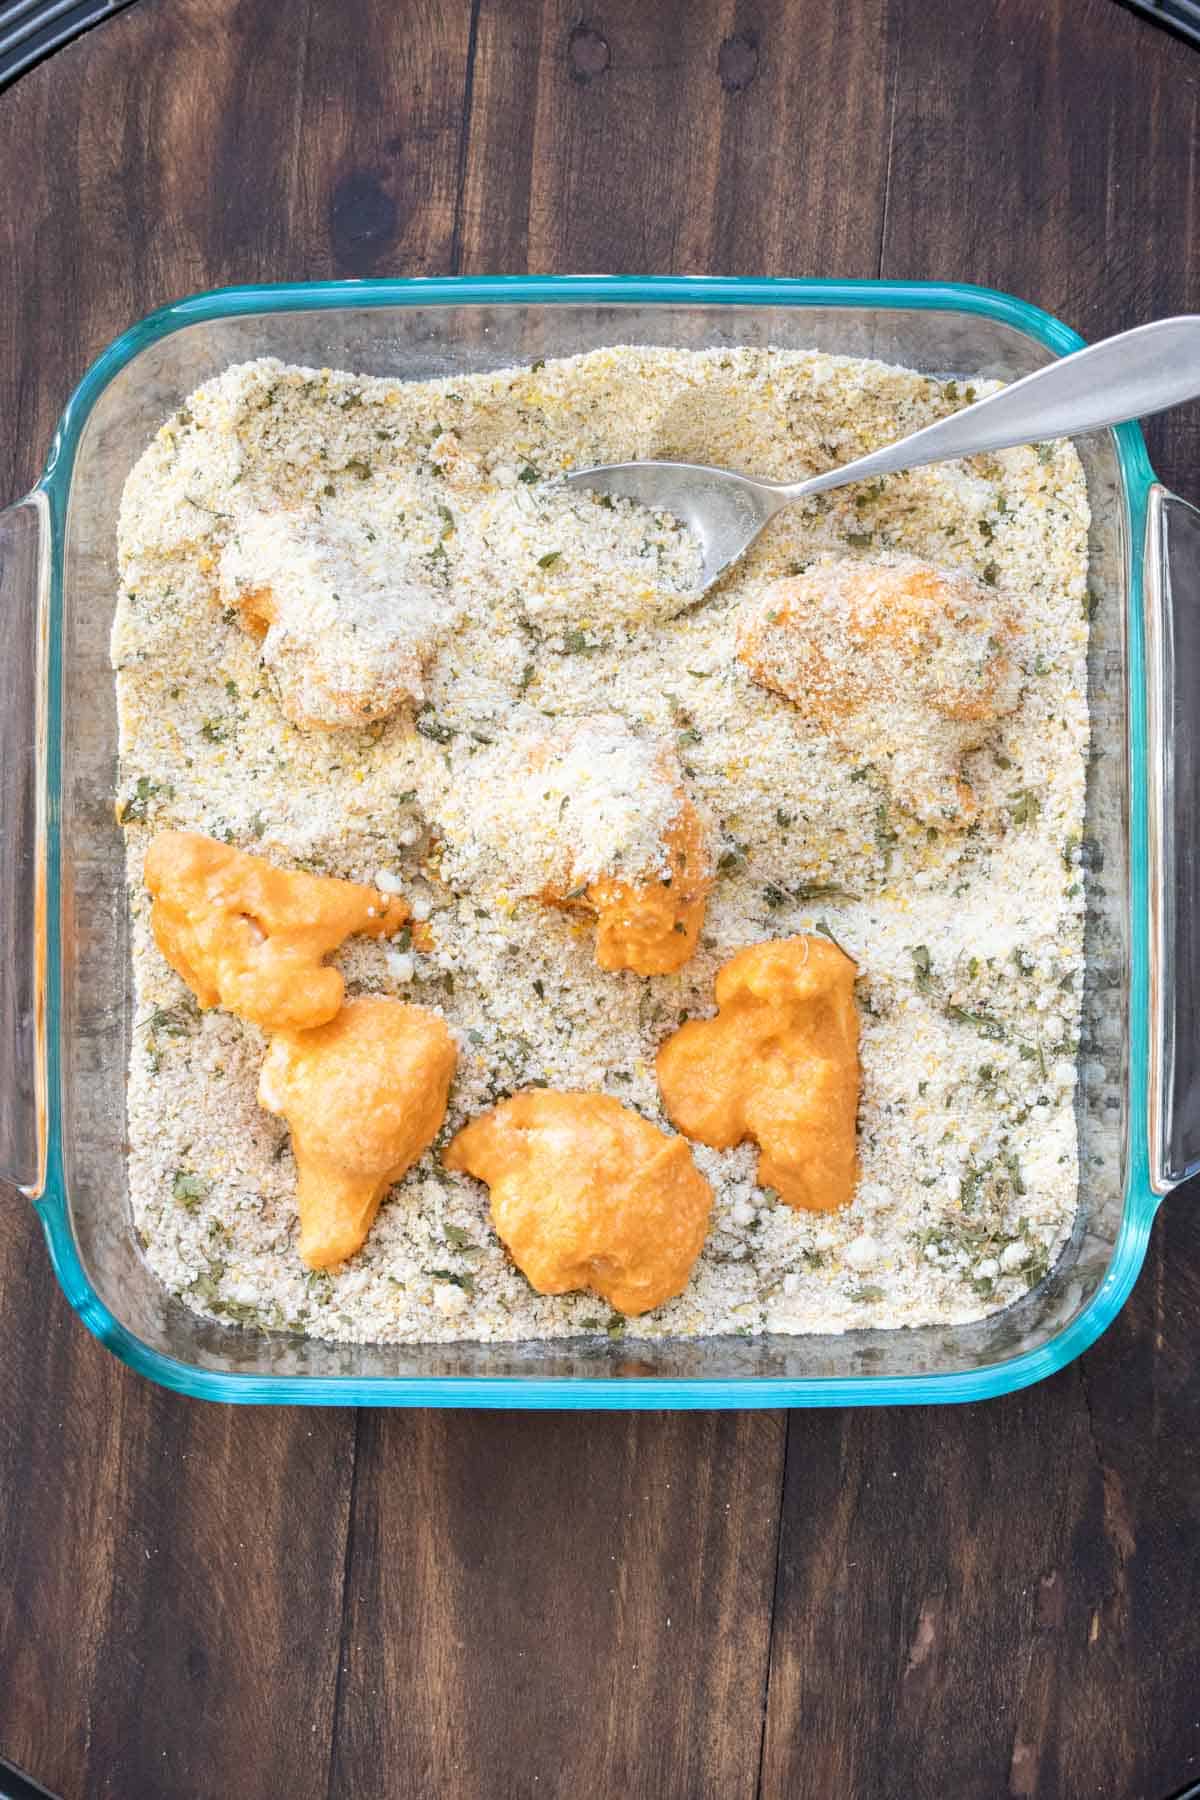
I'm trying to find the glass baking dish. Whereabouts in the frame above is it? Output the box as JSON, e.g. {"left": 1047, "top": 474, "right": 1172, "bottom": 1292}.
{"left": 3, "top": 275, "right": 1198, "bottom": 1408}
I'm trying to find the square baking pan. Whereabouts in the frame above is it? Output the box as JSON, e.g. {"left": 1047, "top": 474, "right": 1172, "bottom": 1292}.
{"left": 3, "top": 274, "right": 1197, "bottom": 1407}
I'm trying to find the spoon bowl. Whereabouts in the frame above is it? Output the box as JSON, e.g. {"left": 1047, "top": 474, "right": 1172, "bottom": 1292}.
{"left": 564, "top": 316, "right": 1200, "bottom": 595}
{"left": 563, "top": 458, "right": 788, "bottom": 592}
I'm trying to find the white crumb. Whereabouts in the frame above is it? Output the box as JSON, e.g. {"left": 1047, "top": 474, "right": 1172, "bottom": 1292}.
{"left": 113, "top": 344, "right": 1089, "bottom": 1345}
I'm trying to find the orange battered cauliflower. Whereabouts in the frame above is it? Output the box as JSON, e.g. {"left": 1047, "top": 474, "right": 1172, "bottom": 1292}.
{"left": 547, "top": 796, "right": 711, "bottom": 975}
{"left": 259, "top": 996, "right": 456, "bottom": 1269}
{"left": 143, "top": 831, "right": 409, "bottom": 1031}
{"left": 444, "top": 1089, "right": 712, "bottom": 1315}
{"left": 656, "top": 936, "right": 860, "bottom": 1212}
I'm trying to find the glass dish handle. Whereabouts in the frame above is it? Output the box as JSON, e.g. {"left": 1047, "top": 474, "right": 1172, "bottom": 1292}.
{"left": 1146, "top": 483, "right": 1200, "bottom": 1191}
{"left": 0, "top": 492, "right": 48, "bottom": 1198}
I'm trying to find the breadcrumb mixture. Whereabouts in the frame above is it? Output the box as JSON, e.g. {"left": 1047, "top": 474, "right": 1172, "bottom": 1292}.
{"left": 113, "top": 346, "right": 1090, "bottom": 1344}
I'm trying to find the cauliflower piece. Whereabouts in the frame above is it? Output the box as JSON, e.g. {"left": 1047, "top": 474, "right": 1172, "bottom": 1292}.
{"left": 656, "top": 935, "right": 860, "bottom": 1212}
{"left": 219, "top": 508, "right": 447, "bottom": 729}
{"left": 736, "top": 554, "right": 1020, "bottom": 826}
{"left": 437, "top": 713, "right": 713, "bottom": 974}
{"left": 259, "top": 996, "right": 457, "bottom": 1269}
{"left": 444, "top": 1089, "right": 712, "bottom": 1315}
{"left": 144, "top": 831, "right": 409, "bottom": 1031}
{"left": 573, "top": 799, "right": 709, "bottom": 975}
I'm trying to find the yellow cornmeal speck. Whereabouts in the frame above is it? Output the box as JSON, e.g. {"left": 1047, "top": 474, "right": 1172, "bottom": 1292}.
{"left": 114, "top": 344, "right": 1089, "bottom": 1346}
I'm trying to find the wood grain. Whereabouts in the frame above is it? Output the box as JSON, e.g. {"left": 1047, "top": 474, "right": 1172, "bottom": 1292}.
{"left": 329, "top": 1411, "right": 784, "bottom": 1800}
{"left": 0, "top": 1249, "right": 356, "bottom": 1800}
{"left": 459, "top": 0, "right": 895, "bottom": 277}
{"left": 1, "top": 1, "right": 1199, "bottom": 1797}
{"left": 0, "top": 3, "right": 469, "bottom": 1797}
{"left": 762, "top": 2, "right": 1200, "bottom": 1794}
{"left": 759, "top": 1205, "right": 1200, "bottom": 1800}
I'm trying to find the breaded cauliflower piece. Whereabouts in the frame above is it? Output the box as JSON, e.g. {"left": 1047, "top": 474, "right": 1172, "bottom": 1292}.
{"left": 437, "top": 712, "right": 713, "bottom": 974}
{"left": 144, "top": 831, "right": 409, "bottom": 1031}
{"left": 572, "top": 799, "right": 710, "bottom": 975}
{"left": 736, "top": 554, "right": 1020, "bottom": 826}
{"left": 220, "top": 508, "right": 447, "bottom": 729}
{"left": 444, "top": 1089, "right": 712, "bottom": 1315}
{"left": 259, "top": 996, "right": 457, "bottom": 1269}
{"left": 656, "top": 935, "right": 860, "bottom": 1212}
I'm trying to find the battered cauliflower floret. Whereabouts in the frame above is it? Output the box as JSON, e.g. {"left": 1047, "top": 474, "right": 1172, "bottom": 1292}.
{"left": 736, "top": 554, "right": 1020, "bottom": 826}
{"left": 143, "top": 831, "right": 409, "bottom": 1031}
{"left": 656, "top": 936, "right": 860, "bottom": 1212}
{"left": 574, "top": 800, "right": 710, "bottom": 975}
{"left": 219, "top": 508, "right": 448, "bottom": 729}
{"left": 259, "top": 996, "right": 457, "bottom": 1269}
{"left": 437, "top": 713, "right": 714, "bottom": 974}
{"left": 443, "top": 1089, "right": 713, "bottom": 1315}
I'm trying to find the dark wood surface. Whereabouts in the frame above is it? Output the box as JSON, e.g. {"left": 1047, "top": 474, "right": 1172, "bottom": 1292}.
{"left": 1, "top": 2, "right": 1199, "bottom": 1795}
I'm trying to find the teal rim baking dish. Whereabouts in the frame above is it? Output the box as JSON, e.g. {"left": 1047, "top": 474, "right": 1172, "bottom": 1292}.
{"left": 2, "top": 274, "right": 1198, "bottom": 1408}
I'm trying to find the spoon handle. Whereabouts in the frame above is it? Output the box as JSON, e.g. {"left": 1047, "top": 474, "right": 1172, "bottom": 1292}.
{"left": 786, "top": 315, "right": 1200, "bottom": 499}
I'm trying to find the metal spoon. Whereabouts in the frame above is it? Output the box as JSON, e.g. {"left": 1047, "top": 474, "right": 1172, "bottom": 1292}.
{"left": 563, "top": 315, "right": 1200, "bottom": 593}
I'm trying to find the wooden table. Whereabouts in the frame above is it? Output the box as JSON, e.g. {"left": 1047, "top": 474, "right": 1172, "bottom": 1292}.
{"left": 1, "top": 3, "right": 1199, "bottom": 1795}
